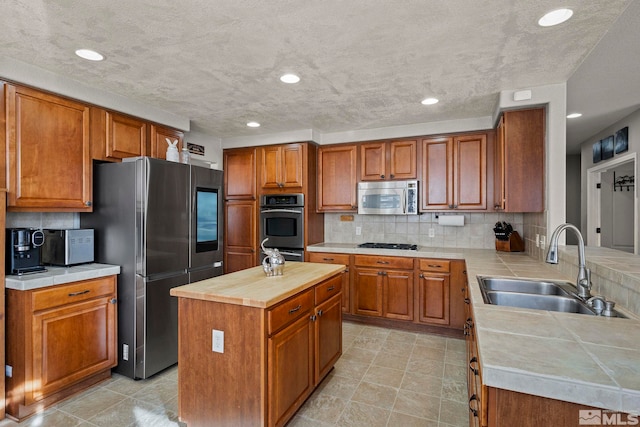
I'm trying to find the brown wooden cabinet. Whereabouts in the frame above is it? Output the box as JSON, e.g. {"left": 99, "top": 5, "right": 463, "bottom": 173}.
{"left": 149, "top": 124, "right": 184, "bottom": 160}
{"left": 224, "top": 200, "right": 257, "bottom": 273}
{"left": 352, "top": 255, "right": 414, "bottom": 321}
{"left": 307, "top": 252, "right": 350, "bottom": 312}
{"left": 90, "top": 107, "right": 148, "bottom": 161}
{"left": 317, "top": 144, "right": 358, "bottom": 211}
{"left": 259, "top": 143, "right": 304, "bottom": 191}
{"left": 5, "top": 276, "right": 117, "bottom": 421}
{"left": 360, "top": 139, "right": 417, "bottom": 181}
{"left": 6, "top": 84, "right": 92, "bottom": 211}
{"left": 494, "top": 108, "right": 544, "bottom": 212}
{"left": 416, "top": 259, "right": 451, "bottom": 325}
{"left": 224, "top": 147, "right": 257, "bottom": 200}
{"left": 421, "top": 134, "right": 487, "bottom": 211}
{"left": 0, "top": 191, "right": 5, "bottom": 420}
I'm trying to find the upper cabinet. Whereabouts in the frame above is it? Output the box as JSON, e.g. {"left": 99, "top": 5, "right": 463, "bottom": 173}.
{"left": 224, "top": 147, "right": 257, "bottom": 200}
{"left": 91, "top": 108, "right": 147, "bottom": 161}
{"left": 494, "top": 108, "right": 545, "bottom": 212}
{"left": 150, "top": 124, "right": 184, "bottom": 160}
{"left": 317, "top": 144, "right": 358, "bottom": 212}
{"left": 6, "top": 84, "right": 92, "bottom": 211}
{"left": 259, "top": 143, "right": 304, "bottom": 191}
{"left": 360, "top": 139, "right": 417, "bottom": 181}
{"left": 421, "top": 133, "right": 487, "bottom": 211}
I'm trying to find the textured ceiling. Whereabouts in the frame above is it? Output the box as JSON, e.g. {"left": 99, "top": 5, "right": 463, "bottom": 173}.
{"left": 0, "top": 0, "right": 636, "bottom": 152}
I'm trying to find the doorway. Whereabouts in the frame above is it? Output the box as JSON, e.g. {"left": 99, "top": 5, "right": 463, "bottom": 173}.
{"left": 587, "top": 153, "right": 637, "bottom": 254}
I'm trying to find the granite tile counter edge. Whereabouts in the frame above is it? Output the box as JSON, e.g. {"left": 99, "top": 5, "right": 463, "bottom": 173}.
{"left": 5, "top": 263, "right": 121, "bottom": 291}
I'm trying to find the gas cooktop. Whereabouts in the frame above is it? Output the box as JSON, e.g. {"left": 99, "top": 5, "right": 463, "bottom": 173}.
{"left": 357, "top": 242, "right": 418, "bottom": 250}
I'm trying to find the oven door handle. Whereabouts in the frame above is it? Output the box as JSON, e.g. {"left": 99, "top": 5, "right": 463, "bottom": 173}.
{"left": 278, "top": 251, "right": 303, "bottom": 258}
{"left": 260, "top": 208, "right": 303, "bottom": 214}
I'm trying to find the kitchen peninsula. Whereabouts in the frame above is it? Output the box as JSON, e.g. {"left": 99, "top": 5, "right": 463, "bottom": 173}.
{"left": 170, "top": 262, "right": 345, "bottom": 427}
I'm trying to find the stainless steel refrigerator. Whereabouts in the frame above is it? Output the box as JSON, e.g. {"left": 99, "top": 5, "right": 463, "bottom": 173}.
{"left": 80, "top": 157, "right": 223, "bottom": 379}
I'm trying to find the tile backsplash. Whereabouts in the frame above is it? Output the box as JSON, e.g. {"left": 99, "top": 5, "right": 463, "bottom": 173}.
{"left": 324, "top": 212, "right": 524, "bottom": 249}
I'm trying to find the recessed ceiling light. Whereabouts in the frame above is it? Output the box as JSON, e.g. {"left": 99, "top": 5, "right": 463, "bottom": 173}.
{"left": 538, "top": 8, "right": 573, "bottom": 27}
{"left": 75, "top": 49, "right": 104, "bottom": 61}
{"left": 280, "top": 74, "right": 300, "bottom": 84}
{"left": 247, "top": 121, "right": 261, "bottom": 128}
{"left": 567, "top": 113, "right": 582, "bottom": 119}
{"left": 421, "top": 97, "right": 439, "bottom": 105}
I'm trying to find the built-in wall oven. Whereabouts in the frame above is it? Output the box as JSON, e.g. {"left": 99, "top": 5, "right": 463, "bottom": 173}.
{"left": 260, "top": 193, "right": 304, "bottom": 262}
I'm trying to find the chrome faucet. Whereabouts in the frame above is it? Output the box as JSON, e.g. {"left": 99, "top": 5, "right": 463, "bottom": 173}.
{"left": 545, "top": 223, "right": 592, "bottom": 299}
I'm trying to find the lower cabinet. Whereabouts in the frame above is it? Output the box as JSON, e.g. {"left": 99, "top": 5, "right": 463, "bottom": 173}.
{"left": 5, "top": 276, "right": 118, "bottom": 420}
{"left": 416, "top": 259, "right": 451, "bottom": 325}
{"left": 307, "top": 252, "right": 350, "bottom": 313}
{"left": 353, "top": 255, "right": 414, "bottom": 321}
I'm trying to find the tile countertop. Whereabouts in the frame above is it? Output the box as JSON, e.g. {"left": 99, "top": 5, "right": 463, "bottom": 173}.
{"left": 308, "top": 243, "right": 640, "bottom": 414}
{"left": 5, "top": 263, "right": 121, "bottom": 291}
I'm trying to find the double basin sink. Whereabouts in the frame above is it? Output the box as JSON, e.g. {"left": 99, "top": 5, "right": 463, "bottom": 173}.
{"left": 478, "top": 276, "right": 627, "bottom": 318}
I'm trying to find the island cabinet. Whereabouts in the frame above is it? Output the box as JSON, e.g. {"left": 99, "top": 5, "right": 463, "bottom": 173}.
{"left": 5, "top": 276, "right": 118, "bottom": 421}
{"left": 259, "top": 143, "right": 304, "bottom": 191}
{"left": 5, "top": 84, "right": 92, "bottom": 212}
{"left": 90, "top": 107, "right": 148, "bottom": 161}
{"left": 307, "top": 252, "right": 351, "bottom": 312}
{"left": 317, "top": 144, "right": 358, "bottom": 212}
{"left": 494, "top": 108, "right": 544, "bottom": 212}
{"left": 170, "top": 263, "right": 344, "bottom": 427}
{"left": 421, "top": 133, "right": 488, "bottom": 211}
{"left": 352, "top": 255, "right": 414, "bottom": 321}
{"left": 359, "top": 139, "right": 417, "bottom": 181}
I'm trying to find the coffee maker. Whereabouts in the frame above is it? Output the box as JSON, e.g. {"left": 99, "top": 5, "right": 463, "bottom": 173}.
{"left": 6, "top": 228, "right": 46, "bottom": 275}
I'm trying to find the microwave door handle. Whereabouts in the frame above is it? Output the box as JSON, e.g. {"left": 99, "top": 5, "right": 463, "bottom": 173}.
{"left": 402, "top": 189, "right": 407, "bottom": 213}
{"left": 260, "top": 208, "right": 302, "bottom": 214}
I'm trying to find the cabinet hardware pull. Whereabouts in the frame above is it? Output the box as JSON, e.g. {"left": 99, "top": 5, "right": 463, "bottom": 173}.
{"left": 327, "top": 286, "right": 335, "bottom": 291}
{"left": 317, "top": 309, "right": 323, "bottom": 317}
{"left": 344, "top": 268, "right": 349, "bottom": 273}
{"left": 323, "top": 258, "right": 334, "bottom": 261}
{"left": 469, "top": 394, "right": 479, "bottom": 417}
{"left": 469, "top": 357, "right": 479, "bottom": 375}
{"left": 110, "top": 298, "right": 117, "bottom": 304}
{"left": 376, "top": 261, "right": 389, "bottom": 264}
{"left": 464, "top": 298, "right": 470, "bottom": 304}
{"left": 68, "top": 290, "right": 90, "bottom": 297}
{"left": 289, "top": 305, "right": 302, "bottom": 314}
{"left": 427, "top": 264, "right": 441, "bottom": 268}
{"left": 310, "top": 314, "right": 317, "bottom": 321}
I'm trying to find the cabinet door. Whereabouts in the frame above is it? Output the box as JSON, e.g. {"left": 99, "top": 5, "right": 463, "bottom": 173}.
{"left": 6, "top": 85, "right": 92, "bottom": 211}
{"left": 421, "top": 137, "right": 453, "bottom": 210}
{"left": 360, "top": 142, "right": 386, "bottom": 181}
{"left": 281, "top": 144, "right": 304, "bottom": 188}
{"left": 389, "top": 140, "right": 417, "bottom": 179}
{"left": 105, "top": 111, "right": 147, "bottom": 159}
{"left": 308, "top": 252, "right": 351, "bottom": 313}
{"left": 383, "top": 270, "right": 414, "bottom": 321}
{"left": 268, "top": 314, "right": 314, "bottom": 427}
{"left": 224, "top": 148, "right": 256, "bottom": 199}
{"left": 30, "top": 290, "right": 116, "bottom": 403}
{"left": 494, "top": 116, "right": 506, "bottom": 210}
{"left": 224, "top": 200, "right": 256, "bottom": 273}
{"left": 416, "top": 272, "right": 450, "bottom": 325}
{"left": 353, "top": 267, "right": 383, "bottom": 316}
{"left": 317, "top": 145, "right": 357, "bottom": 211}
{"left": 315, "top": 293, "right": 342, "bottom": 383}
{"left": 454, "top": 134, "right": 487, "bottom": 210}
{"left": 260, "top": 145, "right": 282, "bottom": 189}
{"left": 150, "top": 124, "right": 184, "bottom": 160}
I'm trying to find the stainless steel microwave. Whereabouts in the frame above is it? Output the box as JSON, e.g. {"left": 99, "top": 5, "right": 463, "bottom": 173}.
{"left": 357, "top": 180, "right": 418, "bottom": 215}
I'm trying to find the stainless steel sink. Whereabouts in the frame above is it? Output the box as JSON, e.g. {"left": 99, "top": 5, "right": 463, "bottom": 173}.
{"left": 477, "top": 276, "right": 627, "bottom": 318}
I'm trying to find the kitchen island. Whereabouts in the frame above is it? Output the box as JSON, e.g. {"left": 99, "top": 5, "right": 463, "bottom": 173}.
{"left": 170, "top": 261, "right": 346, "bottom": 427}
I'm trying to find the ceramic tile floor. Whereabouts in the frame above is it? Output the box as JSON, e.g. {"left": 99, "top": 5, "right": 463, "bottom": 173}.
{"left": 0, "top": 321, "right": 467, "bottom": 427}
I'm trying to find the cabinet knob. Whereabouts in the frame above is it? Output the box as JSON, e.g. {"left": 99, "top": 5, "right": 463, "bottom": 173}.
{"left": 85, "top": 201, "right": 92, "bottom": 206}
{"left": 310, "top": 314, "right": 317, "bottom": 321}
{"left": 317, "top": 309, "right": 324, "bottom": 317}
{"left": 110, "top": 298, "right": 117, "bottom": 304}
{"left": 448, "top": 204, "right": 454, "bottom": 209}
{"left": 419, "top": 273, "right": 424, "bottom": 279}
{"left": 380, "top": 174, "right": 385, "bottom": 179}
{"left": 390, "top": 174, "right": 395, "bottom": 179}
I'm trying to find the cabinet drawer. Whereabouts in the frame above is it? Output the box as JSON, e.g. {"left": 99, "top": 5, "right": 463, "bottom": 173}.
{"left": 308, "top": 252, "right": 350, "bottom": 265}
{"left": 32, "top": 276, "right": 116, "bottom": 312}
{"left": 314, "top": 274, "right": 342, "bottom": 306}
{"left": 268, "top": 289, "right": 313, "bottom": 335}
{"left": 354, "top": 255, "right": 414, "bottom": 270}
{"left": 417, "top": 259, "right": 450, "bottom": 273}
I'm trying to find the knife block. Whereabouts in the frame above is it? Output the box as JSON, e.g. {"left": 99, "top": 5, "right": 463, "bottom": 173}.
{"left": 495, "top": 231, "right": 524, "bottom": 252}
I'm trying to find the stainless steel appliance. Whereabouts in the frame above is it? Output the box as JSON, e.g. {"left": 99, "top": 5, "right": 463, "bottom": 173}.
{"left": 357, "top": 242, "right": 418, "bottom": 250}
{"left": 260, "top": 193, "right": 304, "bottom": 261}
{"left": 5, "top": 228, "right": 46, "bottom": 274}
{"left": 42, "top": 229, "right": 95, "bottom": 266}
{"left": 80, "top": 157, "right": 223, "bottom": 379}
{"left": 357, "top": 180, "right": 418, "bottom": 215}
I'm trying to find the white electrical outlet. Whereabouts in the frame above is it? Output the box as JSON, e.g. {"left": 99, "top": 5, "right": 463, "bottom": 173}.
{"left": 213, "top": 329, "right": 224, "bottom": 353}
{"left": 355, "top": 226, "right": 362, "bottom": 235}
{"left": 5, "top": 365, "right": 12, "bottom": 378}
{"left": 428, "top": 228, "right": 435, "bottom": 238}
{"left": 540, "top": 235, "right": 546, "bottom": 250}
{"left": 123, "top": 344, "right": 129, "bottom": 361}
{"left": 535, "top": 234, "right": 540, "bottom": 248}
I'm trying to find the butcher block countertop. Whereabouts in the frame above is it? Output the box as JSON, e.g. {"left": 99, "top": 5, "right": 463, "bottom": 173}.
{"left": 170, "top": 262, "right": 345, "bottom": 308}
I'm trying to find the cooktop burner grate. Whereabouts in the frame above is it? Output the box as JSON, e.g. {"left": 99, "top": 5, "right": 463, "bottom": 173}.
{"left": 357, "top": 242, "right": 418, "bottom": 250}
